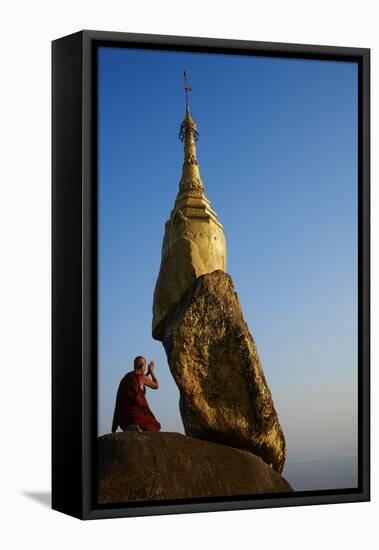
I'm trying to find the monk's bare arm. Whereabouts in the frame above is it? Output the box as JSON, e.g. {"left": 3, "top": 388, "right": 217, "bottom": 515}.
{"left": 144, "top": 361, "right": 159, "bottom": 389}
{"left": 143, "top": 374, "right": 159, "bottom": 389}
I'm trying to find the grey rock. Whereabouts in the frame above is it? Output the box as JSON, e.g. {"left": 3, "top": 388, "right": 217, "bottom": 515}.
{"left": 97, "top": 431, "right": 292, "bottom": 504}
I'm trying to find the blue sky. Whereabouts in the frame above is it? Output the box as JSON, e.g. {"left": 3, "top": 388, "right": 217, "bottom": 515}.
{"left": 98, "top": 46, "right": 358, "bottom": 464}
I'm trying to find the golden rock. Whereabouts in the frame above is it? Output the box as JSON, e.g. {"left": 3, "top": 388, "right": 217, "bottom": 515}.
{"left": 152, "top": 76, "right": 286, "bottom": 474}
{"left": 162, "top": 271, "right": 287, "bottom": 474}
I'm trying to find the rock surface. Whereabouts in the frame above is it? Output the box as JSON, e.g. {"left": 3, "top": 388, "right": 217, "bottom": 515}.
{"left": 162, "top": 270, "right": 286, "bottom": 473}
{"left": 97, "top": 431, "right": 292, "bottom": 504}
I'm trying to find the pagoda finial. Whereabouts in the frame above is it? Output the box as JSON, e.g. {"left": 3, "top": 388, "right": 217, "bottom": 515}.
{"left": 183, "top": 69, "right": 192, "bottom": 113}
{"left": 178, "top": 71, "right": 203, "bottom": 192}
{"left": 179, "top": 70, "right": 199, "bottom": 143}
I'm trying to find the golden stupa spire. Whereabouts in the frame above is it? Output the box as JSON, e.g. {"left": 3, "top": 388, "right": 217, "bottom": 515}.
{"left": 178, "top": 70, "right": 204, "bottom": 193}
{"left": 182, "top": 69, "right": 192, "bottom": 114}
{"left": 152, "top": 71, "right": 226, "bottom": 340}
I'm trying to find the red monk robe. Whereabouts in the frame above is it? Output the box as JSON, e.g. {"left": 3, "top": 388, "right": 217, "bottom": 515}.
{"left": 112, "top": 371, "right": 161, "bottom": 433}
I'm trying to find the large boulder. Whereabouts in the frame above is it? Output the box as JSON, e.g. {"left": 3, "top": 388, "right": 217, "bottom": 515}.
{"left": 97, "top": 432, "right": 292, "bottom": 504}
{"left": 162, "top": 270, "right": 286, "bottom": 473}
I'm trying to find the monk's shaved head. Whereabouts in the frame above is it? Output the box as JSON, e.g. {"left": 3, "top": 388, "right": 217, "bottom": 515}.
{"left": 134, "top": 356, "right": 146, "bottom": 371}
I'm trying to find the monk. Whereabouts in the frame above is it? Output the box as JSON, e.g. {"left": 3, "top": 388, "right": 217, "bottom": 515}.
{"left": 111, "top": 356, "right": 161, "bottom": 433}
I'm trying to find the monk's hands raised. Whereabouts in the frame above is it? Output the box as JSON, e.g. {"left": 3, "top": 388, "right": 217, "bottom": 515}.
{"left": 147, "top": 361, "right": 155, "bottom": 375}
{"left": 145, "top": 361, "right": 159, "bottom": 390}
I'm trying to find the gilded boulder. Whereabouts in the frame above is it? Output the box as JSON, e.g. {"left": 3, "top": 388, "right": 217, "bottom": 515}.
{"left": 162, "top": 270, "right": 287, "bottom": 473}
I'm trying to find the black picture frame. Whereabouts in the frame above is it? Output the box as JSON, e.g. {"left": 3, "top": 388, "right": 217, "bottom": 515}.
{"left": 52, "top": 29, "right": 370, "bottom": 520}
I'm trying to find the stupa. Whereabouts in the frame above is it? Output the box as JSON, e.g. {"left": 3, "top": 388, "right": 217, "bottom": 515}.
{"left": 152, "top": 71, "right": 227, "bottom": 340}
